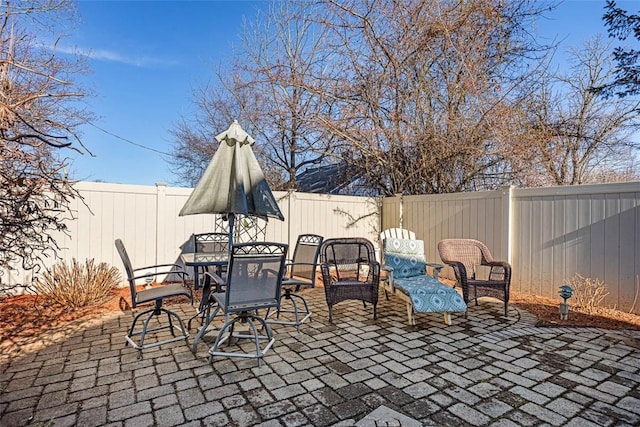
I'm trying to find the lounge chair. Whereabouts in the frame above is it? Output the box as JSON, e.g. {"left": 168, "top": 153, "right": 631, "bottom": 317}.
{"left": 383, "top": 237, "right": 466, "bottom": 325}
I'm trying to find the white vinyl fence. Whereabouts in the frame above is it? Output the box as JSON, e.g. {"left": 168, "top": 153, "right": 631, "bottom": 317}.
{"left": 3, "top": 180, "right": 639, "bottom": 314}
{"left": 384, "top": 182, "right": 640, "bottom": 314}
{"left": 2, "top": 182, "right": 379, "bottom": 289}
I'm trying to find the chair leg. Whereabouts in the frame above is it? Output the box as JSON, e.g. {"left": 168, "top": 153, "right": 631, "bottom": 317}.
{"left": 192, "top": 304, "right": 221, "bottom": 353}
{"left": 166, "top": 311, "right": 176, "bottom": 337}
{"left": 208, "top": 312, "right": 276, "bottom": 367}
{"left": 188, "top": 300, "right": 216, "bottom": 331}
{"left": 443, "top": 312, "right": 452, "bottom": 325}
{"left": 127, "top": 308, "right": 154, "bottom": 344}
{"left": 245, "top": 315, "right": 274, "bottom": 368}
{"left": 246, "top": 317, "right": 262, "bottom": 365}
{"left": 406, "top": 303, "right": 415, "bottom": 326}
{"left": 208, "top": 317, "right": 237, "bottom": 360}
{"left": 266, "top": 291, "right": 312, "bottom": 333}
{"left": 125, "top": 306, "right": 188, "bottom": 359}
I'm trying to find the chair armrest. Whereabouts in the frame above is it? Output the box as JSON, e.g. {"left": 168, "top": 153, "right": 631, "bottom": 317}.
{"left": 442, "top": 260, "right": 467, "bottom": 279}
{"left": 131, "top": 269, "right": 188, "bottom": 282}
{"left": 441, "top": 260, "right": 470, "bottom": 301}
{"left": 381, "top": 265, "right": 395, "bottom": 292}
{"left": 425, "top": 262, "right": 444, "bottom": 278}
{"left": 485, "top": 261, "right": 512, "bottom": 282}
{"left": 133, "top": 263, "right": 183, "bottom": 272}
{"left": 286, "top": 261, "right": 316, "bottom": 267}
{"left": 320, "top": 262, "right": 333, "bottom": 287}
{"left": 203, "top": 271, "right": 225, "bottom": 293}
{"left": 285, "top": 261, "right": 317, "bottom": 273}
{"left": 486, "top": 261, "right": 510, "bottom": 269}
{"left": 259, "top": 268, "right": 281, "bottom": 279}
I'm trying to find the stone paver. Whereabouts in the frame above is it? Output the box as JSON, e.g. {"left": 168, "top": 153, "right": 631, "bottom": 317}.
{"left": 1, "top": 287, "right": 639, "bottom": 426}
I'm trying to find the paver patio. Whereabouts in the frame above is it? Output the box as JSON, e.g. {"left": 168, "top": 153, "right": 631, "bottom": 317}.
{"left": 1, "top": 287, "right": 639, "bottom": 426}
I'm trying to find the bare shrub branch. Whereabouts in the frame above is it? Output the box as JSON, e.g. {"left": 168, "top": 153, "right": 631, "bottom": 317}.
{"left": 34, "top": 258, "right": 120, "bottom": 309}
{"left": 567, "top": 273, "right": 610, "bottom": 312}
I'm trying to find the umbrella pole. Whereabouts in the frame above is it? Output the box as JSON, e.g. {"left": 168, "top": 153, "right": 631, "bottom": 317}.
{"left": 228, "top": 214, "right": 235, "bottom": 253}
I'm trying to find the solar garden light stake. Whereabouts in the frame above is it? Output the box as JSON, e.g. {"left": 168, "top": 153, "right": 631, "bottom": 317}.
{"left": 559, "top": 285, "right": 573, "bottom": 320}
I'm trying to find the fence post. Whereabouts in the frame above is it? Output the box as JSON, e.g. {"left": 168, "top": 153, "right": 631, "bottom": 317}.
{"left": 500, "top": 185, "right": 514, "bottom": 264}
{"left": 156, "top": 183, "right": 167, "bottom": 266}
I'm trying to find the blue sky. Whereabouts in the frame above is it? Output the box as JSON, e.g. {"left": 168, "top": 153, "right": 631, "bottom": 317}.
{"left": 67, "top": 0, "right": 263, "bottom": 185}
{"left": 65, "top": 0, "right": 636, "bottom": 186}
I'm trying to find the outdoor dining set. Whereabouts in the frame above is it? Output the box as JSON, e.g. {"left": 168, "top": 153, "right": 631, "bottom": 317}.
{"left": 113, "top": 120, "right": 512, "bottom": 366}
{"left": 115, "top": 230, "right": 512, "bottom": 367}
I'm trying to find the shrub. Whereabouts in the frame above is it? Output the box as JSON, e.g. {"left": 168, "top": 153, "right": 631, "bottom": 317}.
{"left": 35, "top": 258, "right": 121, "bottom": 308}
{"left": 566, "top": 273, "right": 610, "bottom": 313}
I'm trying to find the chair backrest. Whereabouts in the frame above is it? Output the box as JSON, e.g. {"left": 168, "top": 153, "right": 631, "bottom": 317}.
{"left": 380, "top": 228, "right": 416, "bottom": 245}
{"left": 321, "top": 237, "right": 377, "bottom": 282}
{"left": 115, "top": 239, "right": 138, "bottom": 303}
{"left": 379, "top": 228, "right": 416, "bottom": 264}
{"left": 383, "top": 238, "right": 427, "bottom": 278}
{"left": 224, "top": 242, "right": 288, "bottom": 313}
{"left": 437, "top": 239, "right": 494, "bottom": 279}
{"left": 288, "top": 234, "right": 324, "bottom": 285}
{"left": 194, "top": 232, "right": 229, "bottom": 254}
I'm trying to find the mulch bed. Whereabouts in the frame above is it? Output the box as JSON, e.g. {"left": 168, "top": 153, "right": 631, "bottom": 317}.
{"left": 509, "top": 291, "right": 640, "bottom": 330}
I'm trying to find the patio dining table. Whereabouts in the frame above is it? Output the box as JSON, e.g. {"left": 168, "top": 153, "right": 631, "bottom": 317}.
{"left": 181, "top": 251, "right": 228, "bottom": 351}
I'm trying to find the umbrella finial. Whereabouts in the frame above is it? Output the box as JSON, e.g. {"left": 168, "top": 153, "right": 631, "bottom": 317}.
{"left": 215, "top": 120, "right": 255, "bottom": 145}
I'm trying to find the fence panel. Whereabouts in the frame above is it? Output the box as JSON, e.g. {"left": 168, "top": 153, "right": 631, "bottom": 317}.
{"left": 511, "top": 183, "right": 640, "bottom": 313}
{"left": 0, "top": 183, "right": 379, "bottom": 289}
{"left": 382, "top": 189, "right": 510, "bottom": 277}
{"left": 286, "top": 192, "right": 379, "bottom": 246}
{"left": 381, "top": 183, "right": 640, "bottom": 314}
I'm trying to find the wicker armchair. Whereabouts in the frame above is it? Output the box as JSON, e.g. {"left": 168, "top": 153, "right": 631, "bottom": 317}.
{"left": 320, "top": 237, "right": 380, "bottom": 323}
{"left": 437, "top": 239, "right": 511, "bottom": 316}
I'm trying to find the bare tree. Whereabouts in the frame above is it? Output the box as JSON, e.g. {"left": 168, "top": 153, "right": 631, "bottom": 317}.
{"left": 516, "top": 36, "right": 640, "bottom": 186}
{"left": 171, "top": 1, "right": 335, "bottom": 190}
{"left": 306, "top": 0, "right": 552, "bottom": 196}
{"left": 0, "top": 0, "right": 90, "bottom": 291}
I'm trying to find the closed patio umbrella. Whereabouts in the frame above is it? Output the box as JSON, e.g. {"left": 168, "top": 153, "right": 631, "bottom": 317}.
{"left": 179, "top": 120, "right": 284, "bottom": 246}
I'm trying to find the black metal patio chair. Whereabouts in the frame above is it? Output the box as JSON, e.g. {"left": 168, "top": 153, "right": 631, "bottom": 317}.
{"left": 204, "top": 242, "right": 288, "bottom": 367}
{"left": 266, "top": 234, "right": 323, "bottom": 332}
{"left": 115, "top": 239, "right": 193, "bottom": 359}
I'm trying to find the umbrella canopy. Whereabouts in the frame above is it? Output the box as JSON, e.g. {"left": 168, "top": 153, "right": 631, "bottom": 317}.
{"left": 179, "top": 120, "right": 284, "bottom": 222}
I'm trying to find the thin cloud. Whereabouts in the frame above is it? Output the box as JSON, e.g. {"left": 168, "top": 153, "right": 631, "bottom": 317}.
{"left": 57, "top": 45, "right": 178, "bottom": 67}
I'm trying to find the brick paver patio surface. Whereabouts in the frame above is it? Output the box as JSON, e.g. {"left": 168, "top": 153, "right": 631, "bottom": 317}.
{"left": 1, "top": 287, "right": 639, "bottom": 426}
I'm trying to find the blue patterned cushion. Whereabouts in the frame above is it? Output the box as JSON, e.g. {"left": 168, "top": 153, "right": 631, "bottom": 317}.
{"left": 383, "top": 238, "right": 426, "bottom": 278}
{"left": 393, "top": 275, "right": 467, "bottom": 313}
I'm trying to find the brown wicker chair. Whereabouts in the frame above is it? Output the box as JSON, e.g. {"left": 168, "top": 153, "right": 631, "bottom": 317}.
{"left": 437, "top": 239, "right": 511, "bottom": 316}
{"left": 320, "top": 237, "right": 380, "bottom": 323}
